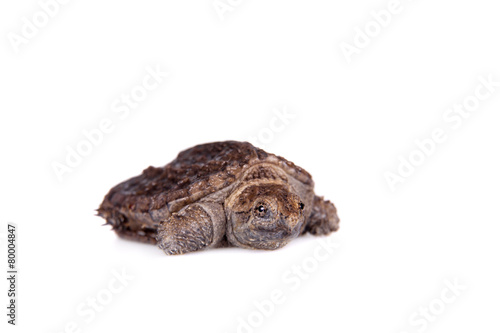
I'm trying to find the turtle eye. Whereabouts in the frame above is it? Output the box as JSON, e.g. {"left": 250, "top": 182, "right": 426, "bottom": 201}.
{"left": 254, "top": 203, "right": 268, "bottom": 218}
{"left": 299, "top": 202, "right": 305, "bottom": 210}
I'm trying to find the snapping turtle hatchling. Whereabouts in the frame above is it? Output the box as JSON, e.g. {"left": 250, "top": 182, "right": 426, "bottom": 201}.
{"left": 97, "top": 141, "right": 339, "bottom": 255}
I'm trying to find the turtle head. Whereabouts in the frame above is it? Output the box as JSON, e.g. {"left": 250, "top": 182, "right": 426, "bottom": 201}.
{"left": 225, "top": 183, "right": 305, "bottom": 250}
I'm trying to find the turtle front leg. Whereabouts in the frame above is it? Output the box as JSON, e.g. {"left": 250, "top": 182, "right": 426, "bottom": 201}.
{"left": 157, "top": 202, "right": 226, "bottom": 255}
{"left": 304, "top": 195, "right": 340, "bottom": 235}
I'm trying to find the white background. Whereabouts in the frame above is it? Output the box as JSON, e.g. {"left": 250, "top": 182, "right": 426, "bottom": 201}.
{"left": 1, "top": 1, "right": 499, "bottom": 332}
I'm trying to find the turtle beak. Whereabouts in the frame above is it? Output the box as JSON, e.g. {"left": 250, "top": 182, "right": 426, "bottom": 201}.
{"left": 278, "top": 214, "right": 302, "bottom": 235}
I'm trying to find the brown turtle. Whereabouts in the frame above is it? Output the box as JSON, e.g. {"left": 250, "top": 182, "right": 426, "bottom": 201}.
{"left": 97, "top": 141, "right": 339, "bottom": 255}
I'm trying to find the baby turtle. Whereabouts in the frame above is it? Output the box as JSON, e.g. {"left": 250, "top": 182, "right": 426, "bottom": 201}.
{"left": 97, "top": 141, "right": 339, "bottom": 255}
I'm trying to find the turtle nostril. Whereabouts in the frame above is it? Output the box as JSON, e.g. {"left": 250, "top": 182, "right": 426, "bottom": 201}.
{"left": 299, "top": 202, "right": 305, "bottom": 210}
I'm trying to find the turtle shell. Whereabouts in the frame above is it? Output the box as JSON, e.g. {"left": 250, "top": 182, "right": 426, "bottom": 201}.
{"left": 98, "top": 141, "right": 313, "bottom": 225}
